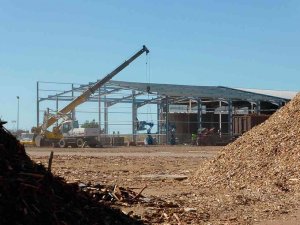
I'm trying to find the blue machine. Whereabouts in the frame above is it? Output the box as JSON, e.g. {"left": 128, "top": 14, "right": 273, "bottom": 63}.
{"left": 136, "top": 119, "right": 154, "bottom": 145}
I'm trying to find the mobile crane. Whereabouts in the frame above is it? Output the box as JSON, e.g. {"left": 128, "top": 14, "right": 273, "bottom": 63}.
{"left": 33, "top": 45, "right": 150, "bottom": 147}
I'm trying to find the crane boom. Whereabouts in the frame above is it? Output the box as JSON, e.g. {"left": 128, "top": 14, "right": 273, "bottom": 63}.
{"left": 43, "top": 45, "right": 149, "bottom": 129}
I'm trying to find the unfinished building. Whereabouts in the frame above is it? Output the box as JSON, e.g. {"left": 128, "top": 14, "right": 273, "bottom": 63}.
{"left": 37, "top": 80, "right": 295, "bottom": 145}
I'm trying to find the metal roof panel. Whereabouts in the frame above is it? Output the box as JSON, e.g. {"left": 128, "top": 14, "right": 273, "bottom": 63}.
{"left": 109, "top": 80, "right": 289, "bottom": 102}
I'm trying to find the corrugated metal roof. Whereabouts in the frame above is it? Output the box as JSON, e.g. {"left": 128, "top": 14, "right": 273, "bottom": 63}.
{"left": 109, "top": 80, "right": 289, "bottom": 103}
{"left": 235, "top": 88, "right": 298, "bottom": 100}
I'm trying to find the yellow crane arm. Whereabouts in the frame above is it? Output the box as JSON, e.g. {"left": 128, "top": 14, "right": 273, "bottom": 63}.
{"left": 43, "top": 45, "right": 149, "bottom": 129}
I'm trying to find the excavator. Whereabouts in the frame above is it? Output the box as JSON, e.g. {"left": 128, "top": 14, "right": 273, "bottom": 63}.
{"left": 32, "top": 45, "right": 149, "bottom": 147}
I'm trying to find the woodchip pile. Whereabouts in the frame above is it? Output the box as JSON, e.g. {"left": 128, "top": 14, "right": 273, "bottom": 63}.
{"left": 192, "top": 93, "right": 300, "bottom": 223}
{"left": 0, "top": 121, "right": 143, "bottom": 225}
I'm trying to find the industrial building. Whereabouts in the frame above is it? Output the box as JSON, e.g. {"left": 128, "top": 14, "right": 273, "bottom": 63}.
{"left": 37, "top": 80, "right": 297, "bottom": 145}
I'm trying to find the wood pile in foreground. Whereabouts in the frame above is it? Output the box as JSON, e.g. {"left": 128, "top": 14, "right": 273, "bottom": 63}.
{"left": 0, "top": 121, "right": 143, "bottom": 225}
{"left": 192, "top": 93, "right": 300, "bottom": 223}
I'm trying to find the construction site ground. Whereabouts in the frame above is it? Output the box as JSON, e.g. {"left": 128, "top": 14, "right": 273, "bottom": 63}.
{"left": 26, "top": 145, "right": 300, "bottom": 225}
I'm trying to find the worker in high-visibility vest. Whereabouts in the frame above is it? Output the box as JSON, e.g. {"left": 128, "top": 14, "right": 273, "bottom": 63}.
{"left": 191, "top": 133, "right": 197, "bottom": 145}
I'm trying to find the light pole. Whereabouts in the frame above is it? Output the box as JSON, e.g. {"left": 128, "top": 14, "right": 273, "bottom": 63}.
{"left": 17, "top": 96, "right": 19, "bottom": 131}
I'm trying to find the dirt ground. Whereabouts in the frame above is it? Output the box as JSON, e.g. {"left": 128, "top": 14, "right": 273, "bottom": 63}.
{"left": 26, "top": 145, "right": 216, "bottom": 198}
{"left": 26, "top": 145, "right": 300, "bottom": 225}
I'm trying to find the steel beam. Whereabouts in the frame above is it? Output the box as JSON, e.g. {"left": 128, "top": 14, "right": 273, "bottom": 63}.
{"left": 137, "top": 96, "right": 161, "bottom": 108}
{"left": 40, "top": 96, "right": 149, "bottom": 104}
{"left": 108, "top": 92, "right": 144, "bottom": 107}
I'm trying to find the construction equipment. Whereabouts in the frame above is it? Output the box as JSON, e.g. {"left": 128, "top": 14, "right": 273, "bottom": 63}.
{"left": 196, "top": 127, "right": 216, "bottom": 146}
{"left": 169, "top": 124, "right": 176, "bottom": 145}
{"left": 57, "top": 119, "right": 100, "bottom": 148}
{"left": 33, "top": 45, "right": 150, "bottom": 147}
{"left": 19, "top": 132, "right": 36, "bottom": 146}
{"left": 196, "top": 127, "right": 231, "bottom": 146}
{"left": 136, "top": 120, "right": 155, "bottom": 145}
{"left": 137, "top": 120, "right": 154, "bottom": 133}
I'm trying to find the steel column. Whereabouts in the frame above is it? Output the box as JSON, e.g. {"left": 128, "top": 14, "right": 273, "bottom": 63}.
{"left": 219, "top": 100, "right": 222, "bottom": 135}
{"left": 132, "top": 90, "right": 137, "bottom": 144}
{"left": 228, "top": 100, "right": 233, "bottom": 136}
{"left": 255, "top": 101, "right": 261, "bottom": 115}
{"left": 56, "top": 96, "right": 59, "bottom": 127}
{"left": 157, "top": 103, "right": 161, "bottom": 144}
{"left": 104, "top": 85, "right": 108, "bottom": 134}
{"left": 71, "top": 84, "right": 75, "bottom": 120}
{"left": 98, "top": 87, "right": 101, "bottom": 133}
{"left": 36, "top": 81, "right": 39, "bottom": 127}
{"left": 197, "top": 99, "right": 202, "bottom": 130}
{"left": 165, "top": 96, "right": 169, "bottom": 144}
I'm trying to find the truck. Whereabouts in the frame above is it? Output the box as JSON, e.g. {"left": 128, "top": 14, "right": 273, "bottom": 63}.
{"left": 33, "top": 45, "right": 150, "bottom": 147}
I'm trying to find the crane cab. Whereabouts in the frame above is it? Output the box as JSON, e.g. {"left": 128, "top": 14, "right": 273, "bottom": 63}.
{"left": 60, "top": 120, "right": 79, "bottom": 135}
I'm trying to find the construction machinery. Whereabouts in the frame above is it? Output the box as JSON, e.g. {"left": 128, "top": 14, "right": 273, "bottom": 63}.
{"left": 19, "top": 132, "right": 36, "bottom": 146}
{"left": 168, "top": 124, "right": 176, "bottom": 145}
{"left": 57, "top": 119, "right": 100, "bottom": 148}
{"left": 196, "top": 127, "right": 217, "bottom": 146}
{"left": 136, "top": 120, "right": 155, "bottom": 145}
{"left": 33, "top": 45, "right": 150, "bottom": 147}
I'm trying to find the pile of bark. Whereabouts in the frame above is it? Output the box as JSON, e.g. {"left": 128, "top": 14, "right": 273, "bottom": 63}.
{"left": 192, "top": 93, "right": 300, "bottom": 222}
{"left": 80, "top": 183, "right": 148, "bottom": 204}
{"left": 79, "top": 183, "right": 189, "bottom": 224}
{"left": 0, "top": 121, "right": 143, "bottom": 225}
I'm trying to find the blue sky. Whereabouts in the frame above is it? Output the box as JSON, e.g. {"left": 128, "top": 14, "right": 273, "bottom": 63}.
{"left": 1, "top": 0, "right": 299, "bottom": 131}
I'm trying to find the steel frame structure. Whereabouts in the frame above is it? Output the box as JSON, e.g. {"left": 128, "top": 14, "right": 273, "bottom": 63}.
{"left": 37, "top": 80, "right": 289, "bottom": 145}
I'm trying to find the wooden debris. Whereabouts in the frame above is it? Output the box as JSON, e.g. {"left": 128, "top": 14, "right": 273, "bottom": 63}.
{"left": 191, "top": 93, "right": 300, "bottom": 224}
{"left": 19, "top": 172, "right": 44, "bottom": 178}
{"left": 133, "top": 184, "right": 148, "bottom": 200}
{"left": 184, "top": 207, "right": 196, "bottom": 212}
{"left": 0, "top": 124, "right": 143, "bottom": 225}
{"left": 47, "top": 151, "right": 54, "bottom": 172}
{"left": 139, "top": 174, "right": 188, "bottom": 181}
{"left": 173, "top": 213, "right": 182, "bottom": 225}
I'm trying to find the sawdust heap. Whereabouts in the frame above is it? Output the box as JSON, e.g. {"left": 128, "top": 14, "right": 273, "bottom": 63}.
{"left": 192, "top": 92, "right": 300, "bottom": 222}
{"left": 0, "top": 123, "right": 143, "bottom": 225}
